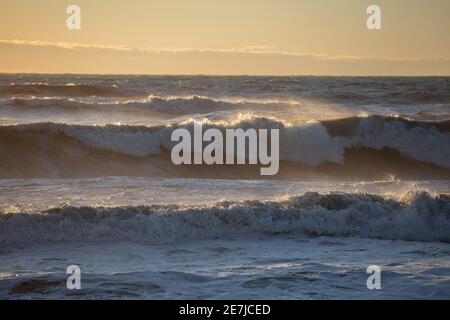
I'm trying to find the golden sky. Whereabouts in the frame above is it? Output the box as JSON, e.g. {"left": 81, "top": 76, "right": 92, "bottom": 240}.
{"left": 1, "top": 0, "right": 449, "bottom": 75}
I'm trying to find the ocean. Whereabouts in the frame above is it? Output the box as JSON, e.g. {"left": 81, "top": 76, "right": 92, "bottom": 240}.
{"left": 0, "top": 74, "right": 449, "bottom": 299}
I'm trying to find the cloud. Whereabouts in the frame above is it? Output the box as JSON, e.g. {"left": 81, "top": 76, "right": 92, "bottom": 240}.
{"left": 1, "top": 39, "right": 449, "bottom": 75}
{"left": 0, "top": 39, "right": 133, "bottom": 51}
{"left": 3, "top": 38, "right": 446, "bottom": 62}
{"left": 0, "top": 39, "right": 319, "bottom": 57}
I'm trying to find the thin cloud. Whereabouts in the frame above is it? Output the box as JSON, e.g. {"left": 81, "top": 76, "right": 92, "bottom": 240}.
{"left": 0, "top": 39, "right": 132, "bottom": 51}
{"left": 0, "top": 39, "right": 314, "bottom": 56}
{"left": 2, "top": 39, "right": 447, "bottom": 62}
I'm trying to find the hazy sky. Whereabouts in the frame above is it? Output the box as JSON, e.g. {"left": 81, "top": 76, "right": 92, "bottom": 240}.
{"left": 1, "top": 0, "right": 449, "bottom": 75}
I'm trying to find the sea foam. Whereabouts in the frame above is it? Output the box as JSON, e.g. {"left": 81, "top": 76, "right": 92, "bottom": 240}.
{"left": 1, "top": 191, "right": 449, "bottom": 245}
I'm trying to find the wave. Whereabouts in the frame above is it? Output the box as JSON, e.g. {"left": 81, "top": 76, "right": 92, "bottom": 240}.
{"left": 0, "top": 115, "right": 449, "bottom": 179}
{"left": 1, "top": 191, "right": 449, "bottom": 245}
{"left": 326, "top": 90, "right": 450, "bottom": 104}
{"left": 0, "top": 83, "right": 146, "bottom": 97}
{"left": 3, "top": 94, "right": 449, "bottom": 125}
{"left": 0, "top": 95, "right": 297, "bottom": 117}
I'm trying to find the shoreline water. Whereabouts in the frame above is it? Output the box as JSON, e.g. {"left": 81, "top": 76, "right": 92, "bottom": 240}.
{"left": 1, "top": 235, "right": 450, "bottom": 299}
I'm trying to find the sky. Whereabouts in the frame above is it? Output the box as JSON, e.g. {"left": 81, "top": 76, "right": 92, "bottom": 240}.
{"left": 0, "top": 0, "right": 449, "bottom": 75}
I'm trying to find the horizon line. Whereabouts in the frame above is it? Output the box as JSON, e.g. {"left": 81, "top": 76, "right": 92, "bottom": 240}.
{"left": 1, "top": 72, "right": 449, "bottom": 77}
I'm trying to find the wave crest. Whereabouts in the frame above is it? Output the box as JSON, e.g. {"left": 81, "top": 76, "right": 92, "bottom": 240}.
{"left": 1, "top": 191, "right": 449, "bottom": 245}
{"left": 0, "top": 115, "right": 449, "bottom": 178}
{"left": 0, "top": 95, "right": 297, "bottom": 117}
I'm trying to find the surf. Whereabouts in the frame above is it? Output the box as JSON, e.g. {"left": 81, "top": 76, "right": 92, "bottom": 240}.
{"left": 1, "top": 191, "right": 449, "bottom": 246}
{"left": 0, "top": 115, "right": 449, "bottom": 179}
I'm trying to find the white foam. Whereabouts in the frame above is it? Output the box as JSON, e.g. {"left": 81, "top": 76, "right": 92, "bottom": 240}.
{"left": 1, "top": 191, "right": 449, "bottom": 245}
{"left": 349, "top": 117, "right": 450, "bottom": 168}
{"left": 8, "top": 115, "right": 450, "bottom": 167}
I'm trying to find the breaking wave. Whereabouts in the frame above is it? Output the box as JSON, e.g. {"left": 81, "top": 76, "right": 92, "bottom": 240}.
{"left": 0, "top": 115, "right": 449, "bottom": 175}
{"left": 0, "top": 95, "right": 297, "bottom": 117}
{"left": 1, "top": 191, "right": 449, "bottom": 245}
